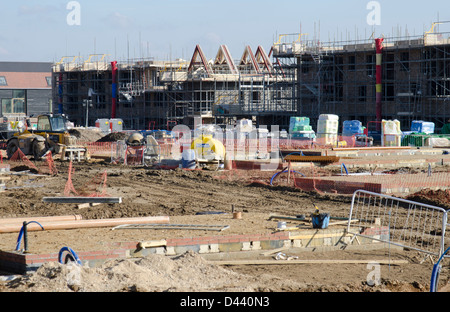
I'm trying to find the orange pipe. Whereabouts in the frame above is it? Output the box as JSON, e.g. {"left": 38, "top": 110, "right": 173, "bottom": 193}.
{"left": 0, "top": 216, "right": 170, "bottom": 233}
{"left": 0, "top": 215, "right": 83, "bottom": 225}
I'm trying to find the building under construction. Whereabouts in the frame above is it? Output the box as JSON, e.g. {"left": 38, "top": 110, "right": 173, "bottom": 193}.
{"left": 52, "top": 23, "right": 450, "bottom": 132}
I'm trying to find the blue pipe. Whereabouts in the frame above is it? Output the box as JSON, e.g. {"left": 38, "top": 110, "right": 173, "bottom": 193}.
{"left": 270, "top": 169, "right": 305, "bottom": 186}
{"left": 58, "top": 247, "right": 82, "bottom": 265}
{"left": 341, "top": 163, "right": 349, "bottom": 175}
{"left": 430, "top": 246, "right": 450, "bottom": 292}
{"left": 284, "top": 151, "right": 305, "bottom": 158}
{"left": 15, "top": 221, "right": 44, "bottom": 251}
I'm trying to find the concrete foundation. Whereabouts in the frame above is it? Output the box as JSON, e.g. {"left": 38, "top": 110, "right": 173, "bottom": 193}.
{"left": 294, "top": 172, "right": 450, "bottom": 195}
{"left": 0, "top": 227, "right": 387, "bottom": 274}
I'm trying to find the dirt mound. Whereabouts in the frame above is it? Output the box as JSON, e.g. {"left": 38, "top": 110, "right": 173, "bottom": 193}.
{"left": 69, "top": 128, "right": 105, "bottom": 142}
{"left": 3, "top": 251, "right": 269, "bottom": 292}
{"left": 2, "top": 250, "right": 430, "bottom": 293}
{"left": 406, "top": 189, "right": 450, "bottom": 209}
{"left": 96, "top": 132, "right": 128, "bottom": 142}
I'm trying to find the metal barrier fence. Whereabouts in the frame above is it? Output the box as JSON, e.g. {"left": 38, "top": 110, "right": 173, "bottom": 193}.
{"left": 347, "top": 190, "right": 449, "bottom": 258}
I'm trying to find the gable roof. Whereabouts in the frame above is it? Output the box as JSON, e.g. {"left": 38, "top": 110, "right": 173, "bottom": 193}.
{"left": 213, "top": 45, "right": 238, "bottom": 75}
{"left": 0, "top": 62, "right": 52, "bottom": 89}
{"left": 188, "top": 45, "right": 212, "bottom": 76}
{"left": 0, "top": 72, "right": 51, "bottom": 89}
{"left": 239, "top": 46, "right": 260, "bottom": 74}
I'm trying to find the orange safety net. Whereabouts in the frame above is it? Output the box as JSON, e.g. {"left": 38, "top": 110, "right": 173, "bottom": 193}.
{"left": 9, "top": 148, "right": 40, "bottom": 173}
{"left": 64, "top": 161, "right": 108, "bottom": 197}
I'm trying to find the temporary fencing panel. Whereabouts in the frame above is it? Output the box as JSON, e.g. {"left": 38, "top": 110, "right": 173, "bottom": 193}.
{"left": 347, "top": 190, "right": 449, "bottom": 258}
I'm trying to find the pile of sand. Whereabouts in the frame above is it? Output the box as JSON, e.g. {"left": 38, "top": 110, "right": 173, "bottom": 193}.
{"left": 3, "top": 251, "right": 275, "bottom": 292}
{"left": 69, "top": 128, "right": 105, "bottom": 142}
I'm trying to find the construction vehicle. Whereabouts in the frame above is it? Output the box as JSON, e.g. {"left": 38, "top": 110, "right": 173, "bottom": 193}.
{"left": 6, "top": 114, "right": 90, "bottom": 161}
{"left": 190, "top": 134, "right": 225, "bottom": 170}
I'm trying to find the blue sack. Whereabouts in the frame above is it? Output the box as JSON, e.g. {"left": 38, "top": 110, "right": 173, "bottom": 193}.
{"left": 312, "top": 213, "right": 330, "bottom": 229}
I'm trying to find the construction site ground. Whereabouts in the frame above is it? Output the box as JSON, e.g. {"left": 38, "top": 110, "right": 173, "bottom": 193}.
{"left": 0, "top": 143, "right": 450, "bottom": 293}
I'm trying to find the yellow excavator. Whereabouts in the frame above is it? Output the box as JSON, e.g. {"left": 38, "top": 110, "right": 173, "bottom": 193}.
{"left": 6, "top": 114, "right": 89, "bottom": 161}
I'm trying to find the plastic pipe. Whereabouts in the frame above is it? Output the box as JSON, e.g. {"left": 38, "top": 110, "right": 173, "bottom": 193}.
{"left": 270, "top": 169, "right": 305, "bottom": 186}
{"left": 0, "top": 215, "right": 83, "bottom": 225}
{"left": 15, "top": 221, "right": 44, "bottom": 251}
{"left": 58, "top": 247, "right": 82, "bottom": 265}
{"left": 0, "top": 216, "right": 170, "bottom": 234}
{"left": 341, "top": 163, "right": 349, "bottom": 175}
{"left": 430, "top": 246, "right": 450, "bottom": 292}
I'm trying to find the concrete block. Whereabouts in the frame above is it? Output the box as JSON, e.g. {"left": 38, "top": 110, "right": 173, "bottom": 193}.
{"left": 210, "top": 244, "right": 220, "bottom": 253}
{"left": 306, "top": 237, "right": 324, "bottom": 248}
{"left": 259, "top": 240, "right": 284, "bottom": 250}
{"left": 174, "top": 245, "right": 200, "bottom": 254}
{"left": 198, "top": 244, "right": 210, "bottom": 254}
{"left": 165, "top": 246, "right": 176, "bottom": 256}
{"left": 251, "top": 241, "right": 261, "bottom": 250}
{"left": 154, "top": 247, "right": 165, "bottom": 255}
{"left": 219, "top": 242, "right": 242, "bottom": 253}
{"left": 292, "top": 239, "right": 302, "bottom": 248}
{"left": 241, "top": 242, "right": 252, "bottom": 251}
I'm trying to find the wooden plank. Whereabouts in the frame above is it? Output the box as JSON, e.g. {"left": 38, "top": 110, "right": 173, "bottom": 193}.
{"left": 209, "top": 259, "right": 409, "bottom": 266}
{"left": 43, "top": 197, "right": 122, "bottom": 204}
{"left": 77, "top": 202, "right": 102, "bottom": 209}
{"left": 139, "top": 240, "right": 167, "bottom": 249}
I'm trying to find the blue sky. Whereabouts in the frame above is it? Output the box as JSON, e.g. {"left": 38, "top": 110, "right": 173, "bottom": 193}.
{"left": 0, "top": 0, "right": 449, "bottom": 63}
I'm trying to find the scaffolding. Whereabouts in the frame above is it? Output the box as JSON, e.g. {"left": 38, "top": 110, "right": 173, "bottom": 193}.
{"left": 272, "top": 22, "right": 450, "bottom": 131}
{"left": 52, "top": 22, "right": 450, "bottom": 132}
{"left": 158, "top": 44, "right": 296, "bottom": 129}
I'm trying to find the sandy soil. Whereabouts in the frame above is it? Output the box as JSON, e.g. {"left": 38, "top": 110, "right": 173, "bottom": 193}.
{"left": 0, "top": 155, "right": 449, "bottom": 293}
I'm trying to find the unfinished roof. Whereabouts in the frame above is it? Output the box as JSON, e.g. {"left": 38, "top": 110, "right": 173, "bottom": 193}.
{"left": 188, "top": 44, "right": 212, "bottom": 76}
{"left": 213, "top": 45, "right": 238, "bottom": 75}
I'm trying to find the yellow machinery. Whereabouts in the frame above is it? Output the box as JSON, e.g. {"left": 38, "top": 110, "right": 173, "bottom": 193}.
{"left": 190, "top": 135, "right": 225, "bottom": 169}
{"left": 6, "top": 114, "right": 89, "bottom": 161}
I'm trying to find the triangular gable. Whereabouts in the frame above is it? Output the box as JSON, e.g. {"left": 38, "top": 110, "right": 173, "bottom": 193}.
{"left": 267, "top": 46, "right": 286, "bottom": 78}
{"left": 254, "top": 46, "right": 273, "bottom": 76}
{"left": 188, "top": 44, "right": 212, "bottom": 76}
{"left": 213, "top": 45, "right": 238, "bottom": 75}
{"left": 239, "top": 46, "right": 260, "bottom": 74}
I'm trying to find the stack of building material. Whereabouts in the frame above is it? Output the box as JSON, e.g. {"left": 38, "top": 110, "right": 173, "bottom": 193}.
{"left": 316, "top": 114, "right": 339, "bottom": 145}
{"left": 289, "top": 117, "right": 315, "bottom": 139}
{"left": 381, "top": 119, "right": 402, "bottom": 147}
